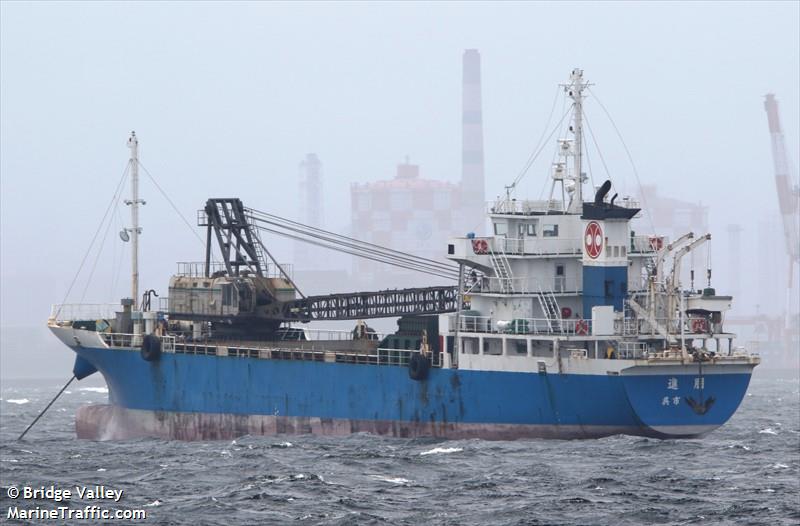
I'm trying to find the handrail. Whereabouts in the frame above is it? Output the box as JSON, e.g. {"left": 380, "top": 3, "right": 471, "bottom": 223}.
{"left": 478, "top": 276, "right": 581, "bottom": 295}
{"left": 451, "top": 315, "right": 593, "bottom": 336}
{"left": 97, "top": 332, "right": 436, "bottom": 367}
{"left": 50, "top": 304, "right": 119, "bottom": 322}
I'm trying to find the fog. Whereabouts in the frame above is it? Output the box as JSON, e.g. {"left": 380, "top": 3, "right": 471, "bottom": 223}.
{"left": 1, "top": 2, "right": 798, "bottom": 379}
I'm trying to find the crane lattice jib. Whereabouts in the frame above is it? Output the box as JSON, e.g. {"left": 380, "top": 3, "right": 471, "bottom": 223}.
{"left": 281, "top": 286, "right": 458, "bottom": 321}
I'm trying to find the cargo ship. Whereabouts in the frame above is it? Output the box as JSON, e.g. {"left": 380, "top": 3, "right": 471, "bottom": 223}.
{"left": 49, "top": 69, "right": 759, "bottom": 440}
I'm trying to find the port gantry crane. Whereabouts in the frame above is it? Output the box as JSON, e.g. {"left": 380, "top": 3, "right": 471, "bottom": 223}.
{"left": 764, "top": 94, "right": 800, "bottom": 341}
{"left": 765, "top": 95, "right": 800, "bottom": 289}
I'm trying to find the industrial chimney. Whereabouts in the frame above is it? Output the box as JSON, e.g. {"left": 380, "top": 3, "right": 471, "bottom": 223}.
{"left": 295, "top": 153, "right": 323, "bottom": 269}
{"left": 461, "top": 49, "right": 486, "bottom": 234}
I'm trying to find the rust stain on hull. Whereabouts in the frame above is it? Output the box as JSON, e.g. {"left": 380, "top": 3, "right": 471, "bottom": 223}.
{"left": 75, "top": 404, "right": 660, "bottom": 441}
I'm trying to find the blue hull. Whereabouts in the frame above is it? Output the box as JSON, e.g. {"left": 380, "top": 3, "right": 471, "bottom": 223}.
{"left": 72, "top": 346, "right": 754, "bottom": 441}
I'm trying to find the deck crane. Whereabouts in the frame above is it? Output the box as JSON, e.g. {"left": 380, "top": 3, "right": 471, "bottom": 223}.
{"left": 764, "top": 94, "right": 800, "bottom": 335}
{"left": 166, "top": 198, "right": 459, "bottom": 334}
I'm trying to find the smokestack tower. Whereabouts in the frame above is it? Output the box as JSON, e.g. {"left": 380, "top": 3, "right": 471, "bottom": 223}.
{"left": 726, "top": 224, "right": 742, "bottom": 302}
{"left": 295, "top": 153, "right": 323, "bottom": 268}
{"left": 461, "top": 49, "right": 486, "bottom": 234}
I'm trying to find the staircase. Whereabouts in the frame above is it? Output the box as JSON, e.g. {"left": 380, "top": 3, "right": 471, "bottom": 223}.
{"left": 488, "top": 245, "right": 514, "bottom": 293}
{"left": 536, "top": 283, "right": 562, "bottom": 333}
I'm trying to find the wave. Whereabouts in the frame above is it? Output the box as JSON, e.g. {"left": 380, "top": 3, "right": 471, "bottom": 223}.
{"left": 369, "top": 475, "right": 413, "bottom": 485}
{"left": 79, "top": 387, "right": 109, "bottom": 394}
{"left": 420, "top": 447, "right": 463, "bottom": 456}
{"left": 5, "top": 398, "right": 30, "bottom": 404}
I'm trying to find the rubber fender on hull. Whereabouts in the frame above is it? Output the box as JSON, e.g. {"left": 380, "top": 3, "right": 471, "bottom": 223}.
{"left": 141, "top": 334, "right": 162, "bottom": 362}
{"left": 408, "top": 353, "right": 430, "bottom": 381}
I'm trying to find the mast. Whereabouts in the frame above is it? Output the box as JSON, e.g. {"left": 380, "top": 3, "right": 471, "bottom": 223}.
{"left": 126, "top": 132, "right": 143, "bottom": 309}
{"left": 566, "top": 68, "right": 588, "bottom": 214}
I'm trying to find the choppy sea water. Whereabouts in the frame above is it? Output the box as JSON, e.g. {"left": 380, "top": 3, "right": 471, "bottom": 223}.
{"left": 1, "top": 374, "right": 798, "bottom": 525}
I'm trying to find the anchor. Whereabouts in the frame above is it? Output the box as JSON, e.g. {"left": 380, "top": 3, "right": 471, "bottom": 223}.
{"left": 685, "top": 395, "right": 715, "bottom": 415}
{"left": 686, "top": 356, "right": 715, "bottom": 415}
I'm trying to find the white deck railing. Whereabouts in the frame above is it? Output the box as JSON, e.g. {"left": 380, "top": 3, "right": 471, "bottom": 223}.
{"left": 98, "top": 332, "right": 437, "bottom": 367}
{"left": 50, "top": 303, "right": 120, "bottom": 322}
{"left": 474, "top": 276, "right": 581, "bottom": 295}
{"left": 488, "top": 236, "right": 583, "bottom": 256}
{"left": 452, "top": 315, "right": 592, "bottom": 336}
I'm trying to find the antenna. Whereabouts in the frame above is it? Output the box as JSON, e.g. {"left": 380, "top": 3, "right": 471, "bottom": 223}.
{"left": 564, "top": 68, "right": 590, "bottom": 214}
{"left": 124, "top": 132, "right": 145, "bottom": 309}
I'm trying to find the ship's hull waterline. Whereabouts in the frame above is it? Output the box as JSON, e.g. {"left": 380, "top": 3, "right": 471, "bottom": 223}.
{"left": 68, "top": 338, "right": 754, "bottom": 441}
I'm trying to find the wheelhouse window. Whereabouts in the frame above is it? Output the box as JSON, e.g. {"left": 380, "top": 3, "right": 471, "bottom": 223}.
{"left": 494, "top": 222, "right": 508, "bottom": 236}
{"left": 543, "top": 224, "right": 559, "bottom": 237}
{"left": 527, "top": 222, "right": 538, "bottom": 236}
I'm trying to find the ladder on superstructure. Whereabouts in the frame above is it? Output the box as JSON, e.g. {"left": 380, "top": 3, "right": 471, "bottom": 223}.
{"left": 536, "top": 283, "right": 563, "bottom": 333}
{"left": 488, "top": 245, "right": 514, "bottom": 293}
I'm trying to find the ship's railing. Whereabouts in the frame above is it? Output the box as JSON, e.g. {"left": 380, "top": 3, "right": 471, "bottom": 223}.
{"left": 488, "top": 197, "right": 640, "bottom": 216}
{"left": 476, "top": 276, "right": 581, "bottom": 295}
{"left": 616, "top": 317, "right": 681, "bottom": 335}
{"left": 629, "top": 235, "right": 667, "bottom": 254}
{"left": 175, "top": 262, "right": 226, "bottom": 277}
{"left": 97, "top": 332, "right": 436, "bottom": 367}
{"left": 162, "top": 328, "right": 386, "bottom": 343}
{"left": 158, "top": 297, "right": 170, "bottom": 311}
{"left": 102, "top": 333, "right": 134, "bottom": 347}
{"left": 452, "top": 315, "right": 593, "bottom": 336}
{"left": 488, "top": 199, "right": 563, "bottom": 215}
{"left": 486, "top": 236, "right": 583, "bottom": 256}
{"left": 50, "top": 303, "right": 120, "bottom": 323}
{"left": 174, "top": 262, "right": 293, "bottom": 280}
{"left": 616, "top": 341, "right": 649, "bottom": 359}
{"left": 100, "top": 332, "right": 175, "bottom": 352}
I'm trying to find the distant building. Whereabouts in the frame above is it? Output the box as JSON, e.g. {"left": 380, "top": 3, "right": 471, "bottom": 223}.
{"left": 637, "top": 184, "right": 708, "bottom": 239}
{"left": 636, "top": 184, "right": 709, "bottom": 291}
{"left": 350, "top": 161, "right": 461, "bottom": 287}
{"left": 348, "top": 50, "right": 486, "bottom": 288}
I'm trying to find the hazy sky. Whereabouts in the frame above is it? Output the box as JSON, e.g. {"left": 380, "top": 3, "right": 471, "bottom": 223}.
{"left": 1, "top": 2, "right": 798, "bottom": 376}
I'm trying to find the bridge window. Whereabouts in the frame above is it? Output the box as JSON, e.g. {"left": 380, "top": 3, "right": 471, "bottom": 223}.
{"left": 517, "top": 221, "right": 538, "bottom": 237}
{"left": 483, "top": 338, "right": 502, "bottom": 355}
{"left": 494, "top": 222, "right": 508, "bottom": 236}
{"left": 543, "top": 224, "right": 559, "bottom": 237}
{"left": 510, "top": 340, "right": 527, "bottom": 355}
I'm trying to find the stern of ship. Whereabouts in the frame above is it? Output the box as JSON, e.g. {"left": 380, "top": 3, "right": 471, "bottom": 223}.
{"left": 619, "top": 354, "right": 759, "bottom": 439}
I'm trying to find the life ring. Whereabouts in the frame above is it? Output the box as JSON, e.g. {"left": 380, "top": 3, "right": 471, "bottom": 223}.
{"left": 575, "top": 319, "right": 589, "bottom": 336}
{"left": 471, "top": 239, "right": 489, "bottom": 255}
{"left": 141, "top": 334, "right": 162, "bottom": 362}
{"left": 408, "top": 353, "right": 430, "bottom": 381}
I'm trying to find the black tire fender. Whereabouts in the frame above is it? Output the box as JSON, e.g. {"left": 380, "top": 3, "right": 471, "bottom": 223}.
{"left": 408, "top": 353, "right": 430, "bottom": 381}
{"left": 141, "top": 334, "right": 162, "bottom": 362}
